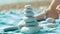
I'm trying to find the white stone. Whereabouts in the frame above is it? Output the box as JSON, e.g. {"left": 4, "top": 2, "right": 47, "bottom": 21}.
{"left": 17, "top": 21, "right": 25, "bottom": 27}
{"left": 47, "top": 23, "right": 56, "bottom": 28}
{"left": 24, "top": 17, "right": 37, "bottom": 22}
{"left": 25, "top": 23, "right": 38, "bottom": 26}
{"left": 46, "top": 18, "right": 55, "bottom": 23}
{"left": 40, "top": 21, "right": 47, "bottom": 24}
{"left": 24, "top": 12, "right": 34, "bottom": 17}
{"left": 21, "top": 27, "right": 40, "bottom": 34}
{"left": 24, "top": 5, "right": 32, "bottom": 9}
{"left": 23, "top": 9, "right": 33, "bottom": 13}
{"left": 39, "top": 24, "right": 47, "bottom": 29}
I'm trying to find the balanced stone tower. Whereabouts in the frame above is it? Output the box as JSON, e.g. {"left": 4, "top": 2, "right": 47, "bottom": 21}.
{"left": 21, "top": 5, "right": 40, "bottom": 34}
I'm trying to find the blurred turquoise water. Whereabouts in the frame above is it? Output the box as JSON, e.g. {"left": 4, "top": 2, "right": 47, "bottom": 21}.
{"left": 0, "top": 9, "right": 60, "bottom": 34}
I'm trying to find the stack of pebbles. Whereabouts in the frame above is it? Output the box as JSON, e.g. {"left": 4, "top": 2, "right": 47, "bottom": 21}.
{"left": 21, "top": 5, "right": 40, "bottom": 34}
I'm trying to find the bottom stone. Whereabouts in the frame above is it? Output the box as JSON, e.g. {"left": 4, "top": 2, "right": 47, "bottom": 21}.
{"left": 21, "top": 27, "right": 40, "bottom": 34}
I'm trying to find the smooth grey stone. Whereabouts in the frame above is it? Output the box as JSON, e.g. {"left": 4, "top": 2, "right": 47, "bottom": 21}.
{"left": 46, "top": 18, "right": 55, "bottom": 23}
{"left": 4, "top": 26, "right": 18, "bottom": 32}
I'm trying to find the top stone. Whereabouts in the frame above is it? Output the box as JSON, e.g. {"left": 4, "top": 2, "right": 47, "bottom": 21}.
{"left": 24, "top": 5, "right": 34, "bottom": 17}
{"left": 24, "top": 5, "right": 32, "bottom": 9}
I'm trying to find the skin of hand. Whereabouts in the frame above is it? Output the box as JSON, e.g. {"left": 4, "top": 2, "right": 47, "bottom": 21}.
{"left": 36, "top": 0, "right": 60, "bottom": 20}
